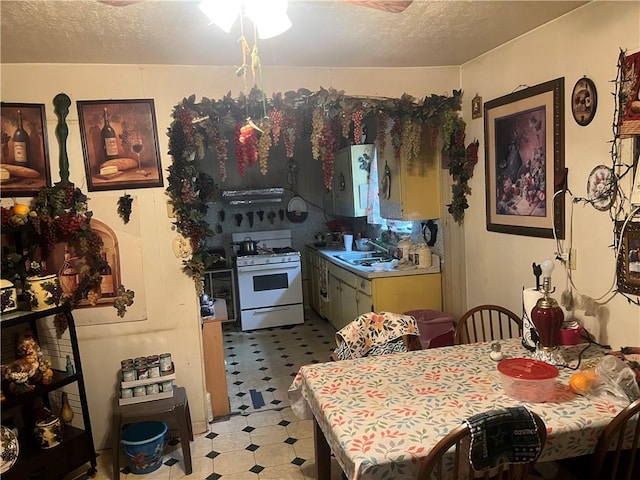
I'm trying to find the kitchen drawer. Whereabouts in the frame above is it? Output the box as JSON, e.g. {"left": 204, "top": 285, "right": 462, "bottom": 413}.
{"left": 330, "top": 263, "right": 357, "bottom": 286}
{"left": 357, "top": 277, "right": 372, "bottom": 295}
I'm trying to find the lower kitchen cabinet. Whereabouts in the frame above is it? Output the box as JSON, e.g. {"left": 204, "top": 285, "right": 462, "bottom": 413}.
{"left": 306, "top": 247, "right": 442, "bottom": 331}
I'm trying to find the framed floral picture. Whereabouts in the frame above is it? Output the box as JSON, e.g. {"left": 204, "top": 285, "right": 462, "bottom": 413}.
{"left": 77, "top": 99, "right": 164, "bottom": 191}
{"left": 0, "top": 103, "right": 51, "bottom": 197}
{"left": 484, "top": 78, "right": 565, "bottom": 239}
{"left": 617, "top": 220, "right": 640, "bottom": 296}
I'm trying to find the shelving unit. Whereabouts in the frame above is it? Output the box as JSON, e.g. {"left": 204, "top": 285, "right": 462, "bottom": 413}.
{"left": 0, "top": 304, "right": 97, "bottom": 479}
{"left": 203, "top": 268, "right": 237, "bottom": 323}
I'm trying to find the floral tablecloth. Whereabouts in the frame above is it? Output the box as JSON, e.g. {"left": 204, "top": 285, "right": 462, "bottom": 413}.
{"left": 288, "top": 340, "right": 622, "bottom": 480}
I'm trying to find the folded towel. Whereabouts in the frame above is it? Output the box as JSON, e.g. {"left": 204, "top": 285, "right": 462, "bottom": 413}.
{"left": 465, "top": 406, "right": 541, "bottom": 471}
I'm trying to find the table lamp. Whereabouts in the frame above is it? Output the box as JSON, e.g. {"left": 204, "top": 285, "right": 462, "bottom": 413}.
{"left": 530, "top": 259, "right": 566, "bottom": 365}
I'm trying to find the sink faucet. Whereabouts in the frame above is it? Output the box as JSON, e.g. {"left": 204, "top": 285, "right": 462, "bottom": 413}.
{"left": 365, "top": 239, "right": 391, "bottom": 255}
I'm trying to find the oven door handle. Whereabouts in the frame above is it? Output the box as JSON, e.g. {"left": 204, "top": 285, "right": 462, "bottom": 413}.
{"left": 237, "top": 263, "right": 300, "bottom": 273}
{"left": 250, "top": 306, "right": 296, "bottom": 314}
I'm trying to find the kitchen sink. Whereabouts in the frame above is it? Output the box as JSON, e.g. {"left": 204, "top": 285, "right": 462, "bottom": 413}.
{"left": 334, "top": 252, "right": 394, "bottom": 266}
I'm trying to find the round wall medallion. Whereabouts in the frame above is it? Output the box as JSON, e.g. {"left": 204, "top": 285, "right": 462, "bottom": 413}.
{"left": 587, "top": 165, "right": 616, "bottom": 211}
{"left": 571, "top": 77, "right": 598, "bottom": 126}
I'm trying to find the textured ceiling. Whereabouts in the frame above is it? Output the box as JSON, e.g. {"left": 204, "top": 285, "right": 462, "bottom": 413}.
{"left": 1, "top": 0, "right": 589, "bottom": 68}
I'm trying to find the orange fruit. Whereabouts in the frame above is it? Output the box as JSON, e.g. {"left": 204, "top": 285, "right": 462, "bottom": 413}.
{"left": 569, "top": 370, "right": 596, "bottom": 395}
{"left": 12, "top": 203, "right": 30, "bottom": 216}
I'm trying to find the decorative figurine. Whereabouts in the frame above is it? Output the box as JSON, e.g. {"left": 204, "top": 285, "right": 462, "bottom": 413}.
{"left": 1, "top": 328, "right": 53, "bottom": 395}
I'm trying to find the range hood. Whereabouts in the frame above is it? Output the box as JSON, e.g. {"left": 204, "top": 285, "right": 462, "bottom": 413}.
{"left": 221, "top": 188, "right": 284, "bottom": 205}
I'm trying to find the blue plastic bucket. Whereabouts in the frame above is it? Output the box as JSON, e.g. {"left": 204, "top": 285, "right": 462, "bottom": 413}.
{"left": 121, "top": 421, "right": 167, "bottom": 474}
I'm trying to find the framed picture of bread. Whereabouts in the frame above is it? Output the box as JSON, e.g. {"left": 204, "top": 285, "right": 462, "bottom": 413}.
{"left": 77, "top": 99, "right": 164, "bottom": 191}
{"left": 0, "top": 102, "right": 52, "bottom": 197}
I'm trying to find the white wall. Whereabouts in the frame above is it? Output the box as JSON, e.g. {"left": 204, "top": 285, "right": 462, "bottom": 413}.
{"left": 0, "top": 64, "right": 459, "bottom": 449}
{"left": 461, "top": 1, "right": 640, "bottom": 349}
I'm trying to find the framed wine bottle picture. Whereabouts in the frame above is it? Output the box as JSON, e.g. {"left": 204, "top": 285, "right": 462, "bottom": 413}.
{"left": 0, "top": 102, "right": 52, "bottom": 197}
{"left": 77, "top": 99, "right": 164, "bottom": 191}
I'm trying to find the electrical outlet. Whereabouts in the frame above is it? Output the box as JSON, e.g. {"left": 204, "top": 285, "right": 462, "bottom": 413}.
{"left": 569, "top": 248, "right": 577, "bottom": 270}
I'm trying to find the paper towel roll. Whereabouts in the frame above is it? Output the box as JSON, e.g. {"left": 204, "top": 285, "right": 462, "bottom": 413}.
{"left": 522, "top": 287, "right": 544, "bottom": 351}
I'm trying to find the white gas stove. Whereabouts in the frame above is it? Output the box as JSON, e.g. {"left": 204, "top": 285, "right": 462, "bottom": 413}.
{"left": 231, "top": 230, "right": 304, "bottom": 331}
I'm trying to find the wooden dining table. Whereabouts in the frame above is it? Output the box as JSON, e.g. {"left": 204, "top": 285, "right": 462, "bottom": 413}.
{"left": 288, "top": 339, "right": 627, "bottom": 480}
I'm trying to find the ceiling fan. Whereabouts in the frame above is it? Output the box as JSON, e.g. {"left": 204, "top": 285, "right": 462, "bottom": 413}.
{"left": 97, "top": 0, "right": 413, "bottom": 14}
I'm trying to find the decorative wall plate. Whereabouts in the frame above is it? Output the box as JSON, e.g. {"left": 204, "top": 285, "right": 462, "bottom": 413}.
{"left": 286, "top": 196, "right": 308, "bottom": 223}
{"left": 1, "top": 425, "right": 19, "bottom": 474}
{"left": 571, "top": 77, "right": 598, "bottom": 126}
{"left": 587, "top": 165, "right": 616, "bottom": 211}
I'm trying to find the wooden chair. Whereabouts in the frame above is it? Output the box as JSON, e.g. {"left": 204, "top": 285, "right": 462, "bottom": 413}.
{"left": 417, "top": 410, "right": 546, "bottom": 480}
{"left": 555, "top": 397, "right": 640, "bottom": 480}
{"left": 454, "top": 305, "right": 522, "bottom": 344}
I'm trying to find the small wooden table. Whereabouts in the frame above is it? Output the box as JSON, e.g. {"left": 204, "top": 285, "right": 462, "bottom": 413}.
{"left": 202, "top": 298, "right": 231, "bottom": 418}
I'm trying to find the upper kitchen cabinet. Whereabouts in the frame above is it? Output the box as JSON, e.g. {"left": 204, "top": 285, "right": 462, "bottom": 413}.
{"left": 324, "top": 145, "right": 374, "bottom": 217}
{"left": 377, "top": 133, "right": 440, "bottom": 220}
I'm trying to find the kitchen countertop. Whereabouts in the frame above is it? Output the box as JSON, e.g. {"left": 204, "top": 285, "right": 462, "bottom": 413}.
{"left": 306, "top": 243, "right": 440, "bottom": 279}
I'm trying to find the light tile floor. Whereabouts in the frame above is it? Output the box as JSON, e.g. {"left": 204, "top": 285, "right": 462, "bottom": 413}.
{"left": 68, "top": 310, "right": 558, "bottom": 479}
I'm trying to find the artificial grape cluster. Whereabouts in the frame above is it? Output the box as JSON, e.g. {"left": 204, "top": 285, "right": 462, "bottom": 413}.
{"left": 376, "top": 111, "right": 388, "bottom": 158}
{"left": 1, "top": 206, "right": 13, "bottom": 227}
{"left": 87, "top": 289, "right": 100, "bottom": 306}
{"left": 238, "top": 123, "right": 258, "bottom": 168}
{"left": 311, "top": 108, "right": 324, "bottom": 160}
{"left": 78, "top": 231, "right": 103, "bottom": 256}
{"left": 400, "top": 121, "right": 422, "bottom": 165}
{"left": 175, "top": 107, "right": 195, "bottom": 143}
{"left": 429, "top": 124, "right": 439, "bottom": 148}
{"left": 180, "top": 179, "right": 198, "bottom": 204}
{"left": 351, "top": 110, "right": 364, "bottom": 145}
{"left": 256, "top": 121, "right": 272, "bottom": 175}
{"left": 233, "top": 124, "right": 247, "bottom": 176}
{"left": 210, "top": 125, "right": 228, "bottom": 182}
{"left": 269, "top": 109, "right": 283, "bottom": 145}
{"left": 117, "top": 193, "right": 133, "bottom": 224}
{"left": 300, "top": 108, "right": 313, "bottom": 139}
{"left": 390, "top": 117, "right": 403, "bottom": 164}
{"left": 1, "top": 129, "right": 9, "bottom": 146}
{"left": 57, "top": 211, "right": 84, "bottom": 236}
{"left": 168, "top": 121, "right": 188, "bottom": 157}
{"left": 113, "top": 285, "right": 135, "bottom": 318}
{"left": 340, "top": 111, "right": 351, "bottom": 139}
{"left": 465, "top": 139, "right": 479, "bottom": 177}
{"left": 320, "top": 123, "right": 338, "bottom": 190}
{"left": 283, "top": 112, "right": 297, "bottom": 159}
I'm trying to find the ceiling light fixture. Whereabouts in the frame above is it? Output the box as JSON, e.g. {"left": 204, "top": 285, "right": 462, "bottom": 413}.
{"left": 199, "top": 0, "right": 292, "bottom": 39}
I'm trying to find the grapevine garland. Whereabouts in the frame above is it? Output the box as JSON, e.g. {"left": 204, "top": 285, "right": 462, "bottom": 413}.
{"left": 166, "top": 87, "right": 465, "bottom": 291}
{"left": 0, "top": 183, "right": 134, "bottom": 317}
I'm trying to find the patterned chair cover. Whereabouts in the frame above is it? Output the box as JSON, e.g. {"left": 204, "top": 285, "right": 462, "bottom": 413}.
{"left": 333, "top": 311, "right": 420, "bottom": 360}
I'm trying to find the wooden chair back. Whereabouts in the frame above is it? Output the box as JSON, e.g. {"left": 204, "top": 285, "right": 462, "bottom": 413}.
{"left": 417, "top": 411, "right": 546, "bottom": 479}
{"left": 454, "top": 305, "right": 522, "bottom": 344}
{"left": 589, "top": 397, "right": 640, "bottom": 480}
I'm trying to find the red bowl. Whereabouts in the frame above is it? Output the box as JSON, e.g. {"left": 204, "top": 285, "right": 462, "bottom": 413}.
{"left": 497, "top": 358, "right": 559, "bottom": 402}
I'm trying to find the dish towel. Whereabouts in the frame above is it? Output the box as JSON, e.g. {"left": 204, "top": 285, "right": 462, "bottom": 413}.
{"left": 465, "top": 406, "right": 541, "bottom": 471}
